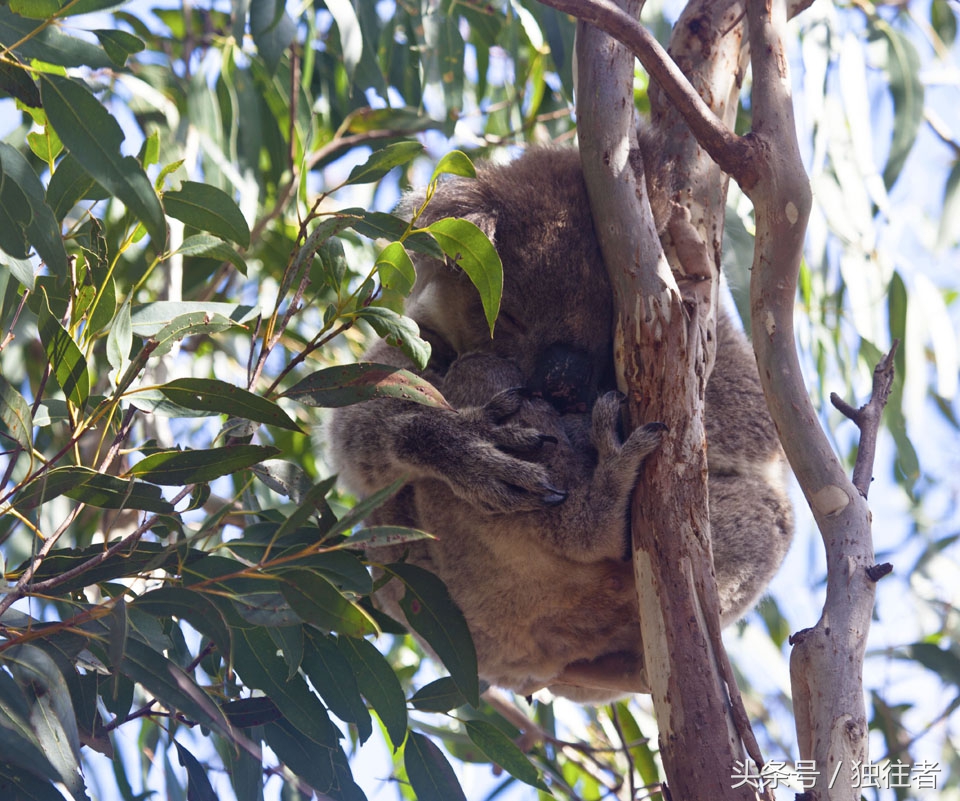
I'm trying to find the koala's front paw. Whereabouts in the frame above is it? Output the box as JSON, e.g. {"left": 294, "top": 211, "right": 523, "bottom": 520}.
{"left": 591, "top": 392, "right": 666, "bottom": 466}
{"left": 398, "top": 409, "right": 567, "bottom": 514}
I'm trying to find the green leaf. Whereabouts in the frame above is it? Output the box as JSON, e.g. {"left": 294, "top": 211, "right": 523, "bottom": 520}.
{"left": 326, "top": 0, "right": 362, "bottom": 80}
{"left": 0, "top": 374, "right": 33, "bottom": 456}
{"left": 0, "top": 142, "right": 68, "bottom": 279}
{"left": 13, "top": 466, "right": 174, "bottom": 513}
{"left": 464, "top": 719, "right": 550, "bottom": 792}
{"left": 261, "top": 716, "right": 336, "bottom": 795}
{"left": 117, "top": 637, "right": 234, "bottom": 741}
{"left": 384, "top": 563, "right": 479, "bottom": 707}
{"left": 164, "top": 181, "right": 251, "bottom": 248}
{"left": 430, "top": 150, "right": 476, "bottom": 183}
{"left": 937, "top": 159, "right": 960, "bottom": 251}
{"left": 280, "top": 569, "right": 378, "bottom": 637}
{"left": 4, "top": 645, "right": 86, "bottom": 800}
{"left": 0, "top": 249, "right": 36, "bottom": 291}
{"left": 0, "top": 761, "right": 66, "bottom": 801}
{"left": 283, "top": 363, "right": 450, "bottom": 409}
{"left": 92, "top": 28, "right": 144, "bottom": 67}
{"left": 233, "top": 626, "right": 341, "bottom": 747}
{"left": 409, "top": 676, "right": 468, "bottom": 713}
{"left": 0, "top": 669, "right": 62, "bottom": 788}
{"left": 339, "top": 525, "right": 435, "bottom": 550}
{"left": 106, "top": 297, "right": 132, "bottom": 377}
{"left": 133, "top": 588, "right": 232, "bottom": 661}
{"left": 36, "top": 291, "right": 90, "bottom": 408}
{"left": 0, "top": 7, "right": 113, "bottom": 67}
{"left": 345, "top": 141, "right": 424, "bottom": 186}
{"left": 876, "top": 23, "right": 924, "bottom": 189}
{"left": 128, "top": 445, "right": 280, "bottom": 486}
{"left": 336, "top": 636, "right": 407, "bottom": 750}
{"left": 355, "top": 306, "right": 431, "bottom": 370}
{"left": 129, "top": 301, "right": 257, "bottom": 337}
{"left": 175, "top": 233, "right": 247, "bottom": 275}
{"left": 0, "top": 58, "right": 41, "bottom": 108}
{"left": 173, "top": 741, "right": 217, "bottom": 801}
{"left": 156, "top": 378, "right": 300, "bottom": 431}
{"left": 27, "top": 125, "right": 62, "bottom": 162}
{"left": 46, "top": 153, "right": 107, "bottom": 222}
{"left": 10, "top": 542, "right": 201, "bottom": 594}
{"left": 148, "top": 311, "right": 241, "bottom": 359}
{"left": 301, "top": 632, "right": 372, "bottom": 743}
{"left": 375, "top": 241, "right": 416, "bottom": 294}
{"left": 426, "top": 217, "right": 502, "bottom": 335}
{"left": 39, "top": 75, "right": 166, "bottom": 248}
{"left": 404, "top": 732, "right": 468, "bottom": 801}
{"left": 249, "top": 0, "right": 295, "bottom": 74}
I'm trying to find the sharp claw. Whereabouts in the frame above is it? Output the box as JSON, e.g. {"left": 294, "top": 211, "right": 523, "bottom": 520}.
{"left": 542, "top": 487, "right": 568, "bottom": 505}
{"left": 538, "top": 434, "right": 558, "bottom": 446}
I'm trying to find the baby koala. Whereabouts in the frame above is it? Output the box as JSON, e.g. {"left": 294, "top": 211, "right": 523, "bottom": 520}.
{"left": 368, "top": 352, "right": 665, "bottom": 698}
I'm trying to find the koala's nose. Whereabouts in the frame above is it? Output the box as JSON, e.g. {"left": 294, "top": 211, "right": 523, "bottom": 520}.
{"left": 530, "top": 343, "right": 596, "bottom": 414}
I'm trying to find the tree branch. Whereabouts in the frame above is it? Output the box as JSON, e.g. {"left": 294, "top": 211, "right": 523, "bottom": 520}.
{"left": 829, "top": 341, "right": 898, "bottom": 498}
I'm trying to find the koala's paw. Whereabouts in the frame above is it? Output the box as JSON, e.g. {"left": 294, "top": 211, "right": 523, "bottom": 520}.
{"left": 400, "top": 408, "right": 566, "bottom": 514}
{"left": 591, "top": 392, "right": 666, "bottom": 466}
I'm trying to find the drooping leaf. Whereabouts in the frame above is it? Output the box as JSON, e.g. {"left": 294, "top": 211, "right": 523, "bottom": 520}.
{"left": 4, "top": 645, "right": 87, "bottom": 800}
{"left": 164, "top": 181, "right": 250, "bottom": 248}
{"left": 375, "top": 241, "right": 416, "bottom": 294}
{"left": 0, "top": 374, "right": 33, "bottom": 456}
{"left": 280, "top": 569, "right": 378, "bottom": 637}
{"left": 128, "top": 445, "right": 281, "bottom": 486}
{"left": 232, "top": 626, "right": 341, "bottom": 748}
{"left": 404, "top": 732, "right": 468, "bottom": 801}
{"left": 336, "top": 636, "right": 407, "bottom": 750}
{"left": 261, "top": 715, "right": 336, "bottom": 795}
{"left": 39, "top": 75, "right": 166, "bottom": 248}
{"left": 875, "top": 22, "right": 924, "bottom": 189}
{"left": 116, "top": 637, "right": 234, "bottom": 741}
{"left": 326, "top": 0, "right": 363, "bottom": 80}
{"left": 384, "top": 563, "right": 479, "bottom": 707}
{"left": 173, "top": 741, "right": 217, "bottom": 801}
{"left": 344, "top": 141, "right": 424, "bottom": 186}
{"left": 46, "top": 153, "right": 107, "bottom": 222}
{"left": 301, "top": 632, "right": 372, "bottom": 743}
{"left": 464, "top": 719, "right": 550, "bottom": 792}
{"left": 36, "top": 292, "right": 90, "bottom": 408}
{"left": 354, "top": 306, "right": 431, "bottom": 369}
{"left": 0, "top": 141, "right": 67, "bottom": 279}
{"left": 156, "top": 378, "right": 300, "bottom": 431}
{"left": 427, "top": 217, "right": 502, "bottom": 335}
{"left": 283, "top": 362, "right": 449, "bottom": 409}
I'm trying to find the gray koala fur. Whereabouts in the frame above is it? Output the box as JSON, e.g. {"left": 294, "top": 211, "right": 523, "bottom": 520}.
{"left": 329, "top": 147, "right": 794, "bottom": 702}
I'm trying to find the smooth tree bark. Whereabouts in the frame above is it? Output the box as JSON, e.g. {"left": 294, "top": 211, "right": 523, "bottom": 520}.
{"left": 538, "top": 0, "right": 885, "bottom": 800}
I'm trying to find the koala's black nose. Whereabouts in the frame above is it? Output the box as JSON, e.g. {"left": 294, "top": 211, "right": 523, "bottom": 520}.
{"left": 530, "top": 343, "right": 595, "bottom": 413}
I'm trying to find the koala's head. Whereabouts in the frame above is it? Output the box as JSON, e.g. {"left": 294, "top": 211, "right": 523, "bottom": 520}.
{"left": 403, "top": 148, "right": 614, "bottom": 408}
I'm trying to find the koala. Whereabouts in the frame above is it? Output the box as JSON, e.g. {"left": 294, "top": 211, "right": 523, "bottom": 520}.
{"left": 329, "top": 147, "right": 793, "bottom": 702}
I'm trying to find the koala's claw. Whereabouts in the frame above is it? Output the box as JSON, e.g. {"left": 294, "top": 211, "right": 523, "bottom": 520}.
{"left": 541, "top": 487, "right": 568, "bottom": 505}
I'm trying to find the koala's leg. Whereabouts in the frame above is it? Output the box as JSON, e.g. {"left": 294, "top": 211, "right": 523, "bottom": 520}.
{"left": 542, "top": 393, "right": 665, "bottom": 562}
{"left": 329, "top": 339, "right": 568, "bottom": 514}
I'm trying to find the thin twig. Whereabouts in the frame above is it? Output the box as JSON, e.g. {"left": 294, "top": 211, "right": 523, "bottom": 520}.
{"left": 829, "top": 341, "right": 899, "bottom": 498}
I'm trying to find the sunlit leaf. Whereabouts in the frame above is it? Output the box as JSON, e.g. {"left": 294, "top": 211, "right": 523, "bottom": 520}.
{"left": 164, "top": 181, "right": 251, "bottom": 248}
{"left": 36, "top": 291, "right": 89, "bottom": 408}
{"left": 156, "top": 378, "right": 300, "bottom": 431}
{"left": 283, "top": 362, "right": 449, "bottom": 409}
{"left": 345, "top": 141, "right": 424, "bottom": 185}
{"left": 13, "top": 466, "right": 174, "bottom": 513}
{"left": 128, "top": 445, "right": 280, "bottom": 486}
{"left": 465, "top": 719, "right": 550, "bottom": 792}
{"left": 427, "top": 217, "right": 502, "bottom": 335}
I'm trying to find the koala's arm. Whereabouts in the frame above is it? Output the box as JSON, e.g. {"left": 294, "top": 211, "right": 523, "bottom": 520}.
{"left": 328, "top": 339, "right": 567, "bottom": 513}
